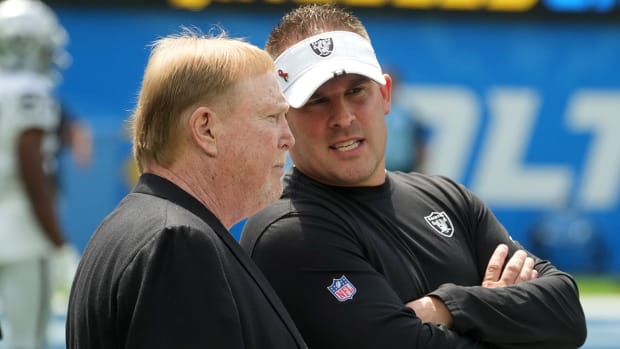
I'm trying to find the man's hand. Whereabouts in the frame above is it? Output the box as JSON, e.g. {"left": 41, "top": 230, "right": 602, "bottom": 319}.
{"left": 482, "top": 244, "right": 538, "bottom": 288}
{"left": 406, "top": 296, "right": 453, "bottom": 328}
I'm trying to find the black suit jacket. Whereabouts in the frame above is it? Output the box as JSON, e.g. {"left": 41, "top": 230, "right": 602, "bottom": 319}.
{"left": 67, "top": 174, "right": 305, "bottom": 349}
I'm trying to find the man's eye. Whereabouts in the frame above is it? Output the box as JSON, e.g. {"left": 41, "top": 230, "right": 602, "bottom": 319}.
{"left": 348, "top": 87, "right": 363, "bottom": 95}
{"left": 305, "top": 97, "right": 326, "bottom": 106}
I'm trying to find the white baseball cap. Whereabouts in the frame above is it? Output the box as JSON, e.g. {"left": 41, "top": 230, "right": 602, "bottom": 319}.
{"left": 274, "top": 30, "right": 386, "bottom": 108}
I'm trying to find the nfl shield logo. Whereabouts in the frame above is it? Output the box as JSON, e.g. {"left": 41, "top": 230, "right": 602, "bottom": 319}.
{"left": 424, "top": 211, "right": 454, "bottom": 237}
{"left": 327, "top": 275, "right": 357, "bottom": 302}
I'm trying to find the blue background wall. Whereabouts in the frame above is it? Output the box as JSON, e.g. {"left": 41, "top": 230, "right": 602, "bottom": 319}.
{"left": 53, "top": 7, "right": 620, "bottom": 272}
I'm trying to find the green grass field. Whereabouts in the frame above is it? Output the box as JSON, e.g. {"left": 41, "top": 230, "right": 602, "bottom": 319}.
{"left": 574, "top": 274, "right": 620, "bottom": 295}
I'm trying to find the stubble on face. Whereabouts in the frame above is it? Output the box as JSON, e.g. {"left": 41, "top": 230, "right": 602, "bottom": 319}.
{"left": 287, "top": 75, "right": 389, "bottom": 187}
{"left": 222, "top": 72, "right": 290, "bottom": 217}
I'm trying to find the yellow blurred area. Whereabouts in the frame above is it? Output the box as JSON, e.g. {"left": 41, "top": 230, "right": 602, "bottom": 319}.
{"left": 488, "top": 0, "right": 537, "bottom": 11}
{"left": 168, "top": 0, "right": 211, "bottom": 10}
{"left": 168, "top": 0, "right": 538, "bottom": 11}
{"left": 441, "top": 0, "right": 536, "bottom": 10}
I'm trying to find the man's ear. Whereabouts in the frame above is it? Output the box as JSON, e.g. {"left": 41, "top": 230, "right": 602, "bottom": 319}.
{"left": 189, "top": 106, "right": 217, "bottom": 157}
{"left": 381, "top": 73, "right": 393, "bottom": 116}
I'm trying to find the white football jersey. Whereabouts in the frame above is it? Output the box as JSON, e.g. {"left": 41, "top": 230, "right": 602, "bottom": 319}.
{"left": 0, "top": 69, "right": 60, "bottom": 263}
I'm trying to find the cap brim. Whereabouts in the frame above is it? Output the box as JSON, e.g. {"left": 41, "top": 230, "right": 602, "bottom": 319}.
{"left": 286, "top": 59, "right": 386, "bottom": 108}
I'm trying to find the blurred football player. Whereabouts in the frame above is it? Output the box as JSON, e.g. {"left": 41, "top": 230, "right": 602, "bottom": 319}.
{"left": 0, "top": 0, "right": 73, "bottom": 348}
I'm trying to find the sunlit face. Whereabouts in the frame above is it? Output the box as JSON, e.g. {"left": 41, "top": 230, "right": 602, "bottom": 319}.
{"left": 218, "top": 71, "right": 294, "bottom": 216}
{"left": 286, "top": 73, "right": 392, "bottom": 187}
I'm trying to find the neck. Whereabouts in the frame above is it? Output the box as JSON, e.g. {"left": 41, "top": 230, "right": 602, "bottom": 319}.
{"left": 144, "top": 162, "right": 238, "bottom": 229}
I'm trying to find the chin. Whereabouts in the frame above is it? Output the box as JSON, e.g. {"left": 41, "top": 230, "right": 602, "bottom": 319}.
{"left": 254, "top": 183, "right": 282, "bottom": 210}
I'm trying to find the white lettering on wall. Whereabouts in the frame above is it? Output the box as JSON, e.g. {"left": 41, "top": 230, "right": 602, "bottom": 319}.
{"left": 567, "top": 90, "right": 620, "bottom": 209}
{"left": 399, "top": 85, "right": 479, "bottom": 180}
{"left": 399, "top": 85, "right": 619, "bottom": 210}
{"left": 472, "top": 88, "right": 571, "bottom": 208}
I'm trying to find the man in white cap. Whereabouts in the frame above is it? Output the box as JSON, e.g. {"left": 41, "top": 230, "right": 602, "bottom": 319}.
{"left": 241, "top": 4, "right": 586, "bottom": 349}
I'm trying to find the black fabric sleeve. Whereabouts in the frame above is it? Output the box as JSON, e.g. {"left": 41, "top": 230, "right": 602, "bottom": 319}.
{"left": 429, "top": 183, "right": 587, "bottom": 349}
{"left": 246, "top": 213, "right": 489, "bottom": 349}
{"left": 116, "top": 226, "right": 245, "bottom": 349}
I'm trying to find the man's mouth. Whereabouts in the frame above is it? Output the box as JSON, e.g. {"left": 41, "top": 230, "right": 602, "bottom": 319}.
{"left": 331, "top": 139, "right": 361, "bottom": 152}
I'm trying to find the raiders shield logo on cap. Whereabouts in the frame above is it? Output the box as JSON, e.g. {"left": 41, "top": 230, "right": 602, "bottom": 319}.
{"left": 310, "top": 37, "right": 334, "bottom": 57}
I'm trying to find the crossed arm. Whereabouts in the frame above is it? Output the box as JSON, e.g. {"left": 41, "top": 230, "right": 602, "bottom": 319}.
{"left": 407, "top": 244, "right": 537, "bottom": 327}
